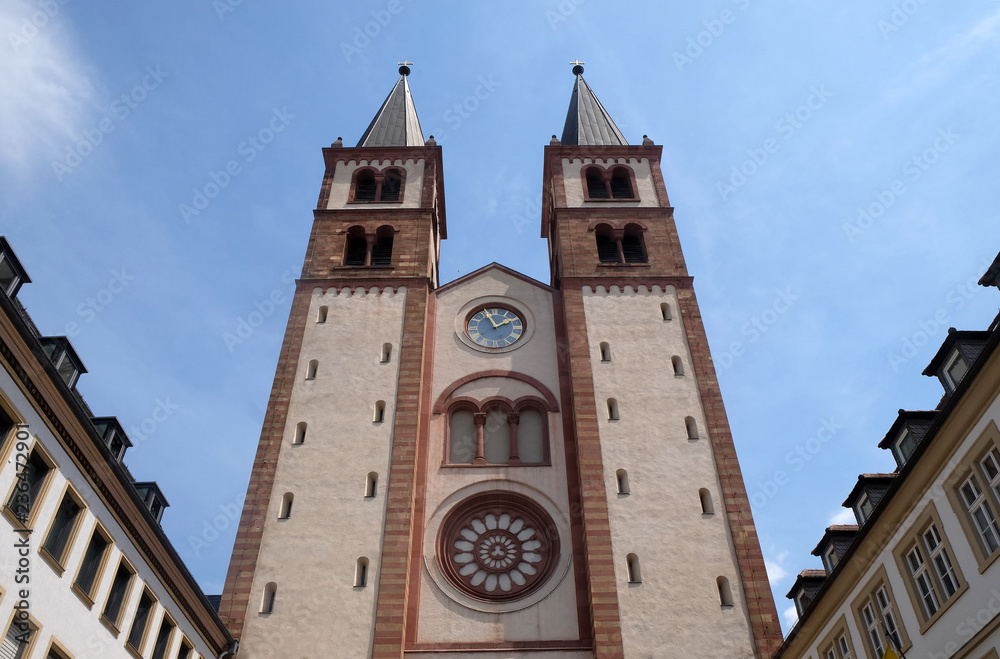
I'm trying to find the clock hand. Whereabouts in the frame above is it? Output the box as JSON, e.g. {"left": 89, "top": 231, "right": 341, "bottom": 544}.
{"left": 495, "top": 317, "right": 513, "bottom": 327}
{"left": 483, "top": 309, "right": 500, "bottom": 329}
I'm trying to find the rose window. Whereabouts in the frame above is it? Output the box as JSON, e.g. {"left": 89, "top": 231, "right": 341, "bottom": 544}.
{"left": 438, "top": 493, "right": 559, "bottom": 602}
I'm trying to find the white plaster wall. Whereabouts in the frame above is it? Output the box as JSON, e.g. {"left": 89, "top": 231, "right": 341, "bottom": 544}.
{"left": 561, "top": 157, "right": 659, "bottom": 208}
{"left": 238, "top": 286, "right": 406, "bottom": 659}
{"left": 581, "top": 285, "right": 757, "bottom": 658}
{"left": 796, "top": 392, "right": 1000, "bottom": 659}
{"left": 326, "top": 158, "right": 425, "bottom": 209}
{"left": 0, "top": 367, "right": 217, "bottom": 659}
{"left": 417, "top": 268, "right": 584, "bottom": 645}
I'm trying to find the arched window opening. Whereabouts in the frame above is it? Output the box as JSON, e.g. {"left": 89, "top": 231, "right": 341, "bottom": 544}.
{"left": 380, "top": 169, "right": 402, "bottom": 201}
{"left": 344, "top": 226, "right": 368, "bottom": 266}
{"left": 607, "top": 398, "right": 619, "bottom": 421}
{"left": 700, "top": 488, "right": 714, "bottom": 515}
{"left": 374, "top": 401, "right": 386, "bottom": 424}
{"left": 595, "top": 224, "right": 619, "bottom": 263}
{"left": 610, "top": 168, "right": 634, "bottom": 199}
{"left": 616, "top": 469, "right": 630, "bottom": 495}
{"left": 626, "top": 554, "right": 641, "bottom": 584}
{"left": 660, "top": 302, "right": 672, "bottom": 321}
{"left": 717, "top": 576, "right": 733, "bottom": 607}
{"left": 517, "top": 408, "right": 545, "bottom": 464}
{"left": 278, "top": 492, "right": 293, "bottom": 519}
{"left": 599, "top": 342, "right": 611, "bottom": 362}
{"left": 260, "top": 582, "right": 277, "bottom": 614}
{"left": 306, "top": 360, "right": 318, "bottom": 380}
{"left": 293, "top": 422, "right": 307, "bottom": 445}
{"left": 317, "top": 306, "right": 328, "bottom": 323}
{"left": 380, "top": 343, "right": 392, "bottom": 363}
{"left": 371, "top": 225, "right": 394, "bottom": 266}
{"left": 483, "top": 408, "right": 510, "bottom": 464}
{"left": 354, "top": 170, "right": 377, "bottom": 202}
{"left": 586, "top": 167, "right": 609, "bottom": 199}
{"left": 355, "top": 558, "right": 369, "bottom": 588}
{"left": 365, "top": 472, "right": 378, "bottom": 498}
{"left": 672, "top": 356, "right": 684, "bottom": 376}
{"left": 622, "top": 224, "right": 646, "bottom": 263}
{"left": 449, "top": 409, "right": 476, "bottom": 464}
{"left": 685, "top": 416, "right": 699, "bottom": 440}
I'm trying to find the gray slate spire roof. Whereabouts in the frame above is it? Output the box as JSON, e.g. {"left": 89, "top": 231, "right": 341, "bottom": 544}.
{"left": 560, "top": 65, "right": 628, "bottom": 146}
{"left": 357, "top": 65, "right": 425, "bottom": 147}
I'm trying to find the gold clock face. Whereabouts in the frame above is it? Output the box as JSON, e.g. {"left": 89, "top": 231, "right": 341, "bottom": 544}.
{"left": 467, "top": 308, "right": 524, "bottom": 348}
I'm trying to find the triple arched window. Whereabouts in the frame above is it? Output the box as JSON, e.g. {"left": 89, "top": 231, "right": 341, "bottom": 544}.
{"left": 584, "top": 165, "right": 635, "bottom": 200}
{"left": 350, "top": 167, "right": 405, "bottom": 202}
{"left": 446, "top": 400, "right": 548, "bottom": 466}
{"left": 595, "top": 223, "right": 647, "bottom": 264}
{"left": 344, "top": 225, "right": 395, "bottom": 267}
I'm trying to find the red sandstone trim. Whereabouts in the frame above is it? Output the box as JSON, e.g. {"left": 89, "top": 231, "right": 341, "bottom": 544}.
{"left": 405, "top": 639, "right": 592, "bottom": 652}
{"left": 677, "top": 286, "right": 783, "bottom": 658}
{"left": 347, "top": 165, "right": 408, "bottom": 204}
{"left": 219, "top": 283, "right": 313, "bottom": 639}
{"left": 432, "top": 370, "right": 560, "bottom": 413}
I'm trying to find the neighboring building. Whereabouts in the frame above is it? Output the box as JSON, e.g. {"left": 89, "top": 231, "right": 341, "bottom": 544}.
{"left": 220, "top": 65, "right": 782, "bottom": 658}
{"left": 780, "top": 254, "right": 1000, "bottom": 659}
{"left": 0, "top": 238, "right": 235, "bottom": 658}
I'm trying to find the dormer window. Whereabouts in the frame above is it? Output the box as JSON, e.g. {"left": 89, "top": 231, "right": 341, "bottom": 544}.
{"left": 350, "top": 167, "right": 406, "bottom": 203}
{"left": 856, "top": 492, "right": 874, "bottom": 525}
{"left": 822, "top": 545, "right": 839, "bottom": 572}
{"left": 92, "top": 417, "right": 132, "bottom": 464}
{"left": 583, "top": 165, "right": 637, "bottom": 200}
{"left": 133, "top": 482, "right": 169, "bottom": 524}
{"left": 794, "top": 590, "right": 809, "bottom": 617}
{"left": 39, "top": 337, "right": 86, "bottom": 388}
{"left": 894, "top": 428, "right": 918, "bottom": 465}
{"left": 943, "top": 350, "right": 969, "bottom": 391}
{"left": 0, "top": 238, "right": 30, "bottom": 297}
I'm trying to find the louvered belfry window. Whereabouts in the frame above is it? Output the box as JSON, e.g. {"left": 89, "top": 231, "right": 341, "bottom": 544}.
{"left": 595, "top": 225, "right": 619, "bottom": 263}
{"left": 354, "top": 170, "right": 377, "bottom": 201}
{"left": 586, "top": 168, "right": 608, "bottom": 199}
{"left": 622, "top": 224, "right": 646, "bottom": 263}
{"left": 610, "top": 168, "right": 634, "bottom": 198}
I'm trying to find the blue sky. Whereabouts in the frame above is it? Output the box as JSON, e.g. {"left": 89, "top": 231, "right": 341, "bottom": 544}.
{"left": 2, "top": 0, "right": 999, "bottom": 634}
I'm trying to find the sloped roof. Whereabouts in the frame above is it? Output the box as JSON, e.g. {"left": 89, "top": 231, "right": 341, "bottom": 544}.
{"left": 560, "top": 66, "right": 628, "bottom": 146}
{"left": 357, "top": 66, "right": 425, "bottom": 147}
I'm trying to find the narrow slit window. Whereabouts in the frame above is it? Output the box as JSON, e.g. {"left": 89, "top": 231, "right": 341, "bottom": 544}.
{"left": 278, "top": 493, "right": 293, "bottom": 519}
{"left": 672, "top": 356, "right": 684, "bottom": 376}
{"left": 660, "top": 302, "right": 672, "bottom": 321}
{"left": 355, "top": 557, "right": 369, "bottom": 587}
{"left": 626, "top": 554, "right": 641, "bottom": 584}
{"left": 685, "top": 417, "right": 699, "bottom": 440}
{"left": 306, "top": 360, "right": 318, "bottom": 380}
{"left": 380, "top": 343, "right": 392, "bottom": 363}
{"left": 599, "top": 342, "right": 611, "bottom": 362}
{"left": 365, "top": 472, "right": 378, "bottom": 498}
{"left": 717, "top": 576, "right": 733, "bottom": 607}
{"left": 260, "top": 582, "right": 277, "bottom": 614}
{"left": 374, "top": 401, "right": 386, "bottom": 423}
{"left": 616, "top": 469, "right": 630, "bottom": 495}
{"left": 293, "top": 422, "right": 307, "bottom": 445}
{"left": 317, "top": 306, "right": 328, "bottom": 323}
{"left": 700, "top": 488, "right": 714, "bottom": 514}
{"left": 607, "top": 398, "right": 619, "bottom": 421}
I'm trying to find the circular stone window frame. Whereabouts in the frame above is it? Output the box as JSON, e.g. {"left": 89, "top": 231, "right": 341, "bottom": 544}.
{"left": 455, "top": 296, "right": 536, "bottom": 354}
{"left": 423, "top": 480, "right": 573, "bottom": 614}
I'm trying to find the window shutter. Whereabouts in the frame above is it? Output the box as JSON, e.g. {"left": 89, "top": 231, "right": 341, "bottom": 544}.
{"left": 0, "top": 624, "right": 26, "bottom": 659}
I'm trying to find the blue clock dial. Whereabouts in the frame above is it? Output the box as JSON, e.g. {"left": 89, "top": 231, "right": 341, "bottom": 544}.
{"left": 467, "top": 308, "right": 524, "bottom": 348}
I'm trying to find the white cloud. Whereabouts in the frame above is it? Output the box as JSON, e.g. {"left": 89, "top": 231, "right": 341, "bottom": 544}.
{"left": 765, "top": 549, "right": 789, "bottom": 585}
{"left": 829, "top": 508, "right": 856, "bottom": 526}
{"left": 782, "top": 605, "right": 799, "bottom": 628}
{"left": 0, "top": 0, "right": 95, "bottom": 174}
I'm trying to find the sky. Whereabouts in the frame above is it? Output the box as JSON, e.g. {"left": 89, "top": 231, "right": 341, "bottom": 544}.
{"left": 2, "top": 0, "right": 999, "bottom": 636}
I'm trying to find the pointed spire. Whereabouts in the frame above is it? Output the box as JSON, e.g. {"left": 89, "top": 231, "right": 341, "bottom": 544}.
{"left": 560, "top": 62, "right": 628, "bottom": 146}
{"left": 357, "top": 62, "right": 425, "bottom": 147}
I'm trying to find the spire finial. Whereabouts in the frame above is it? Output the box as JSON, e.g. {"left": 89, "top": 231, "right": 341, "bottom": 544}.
{"left": 398, "top": 60, "right": 413, "bottom": 76}
{"left": 570, "top": 59, "right": 585, "bottom": 75}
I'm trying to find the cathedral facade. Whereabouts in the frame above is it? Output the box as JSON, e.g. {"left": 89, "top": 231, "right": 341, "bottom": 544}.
{"left": 220, "top": 64, "right": 781, "bottom": 659}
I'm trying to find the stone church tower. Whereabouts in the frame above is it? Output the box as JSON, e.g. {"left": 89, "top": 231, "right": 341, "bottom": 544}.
{"left": 220, "top": 64, "right": 782, "bottom": 658}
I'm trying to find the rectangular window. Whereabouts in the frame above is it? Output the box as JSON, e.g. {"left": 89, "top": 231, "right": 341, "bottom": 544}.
{"left": 895, "top": 429, "right": 917, "bottom": 464}
{"left": 102, "top": 559, "right": 136, "bottom": 631}
{"left": 177, "top": 638, "right": 195, "bottom": 659}
{"left": 906, "top": 544, "right": 940, "bottom": 618}
{"left": 860, "top": 601, "right": 884, "bottom": 658}
{"left": 923, "top": 525, "right": 958, "bottom": 599}
{"left": 40, "top": 489, "right": 84, "bottom": 569}
{"left": 852, "top": 566, "right": 910, "bottom": 659}
{"left": 960, "top": 473, "right": 1000, "bottom": 555}
{"left": 5, "top": 448, "right": 53, "bottom": 527}
{"left": 127, "top": 589, "right": 156, "bottom": 653}
{"left": 947, "top": 426, "right": 1000, "bottom": 572}
{"left": 819, "top": 618, "right": 857, "bottom": 659}
{"left": 823, "top": 545, "right": 839, "bottom": 572}
{"left": 1, "top": 618, "right": 36, "bottom": 659}
{"left": 856, "top": 493, "right": 874, "bottom": 525}
{"left": 982, "top": 447, "right": 1000, "bottom": 501}
{"left": 150, "top": 615, "right": 175, "bottom": 659}
{"left": 73, "top": 526, "right": 111, "bottom": 604}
